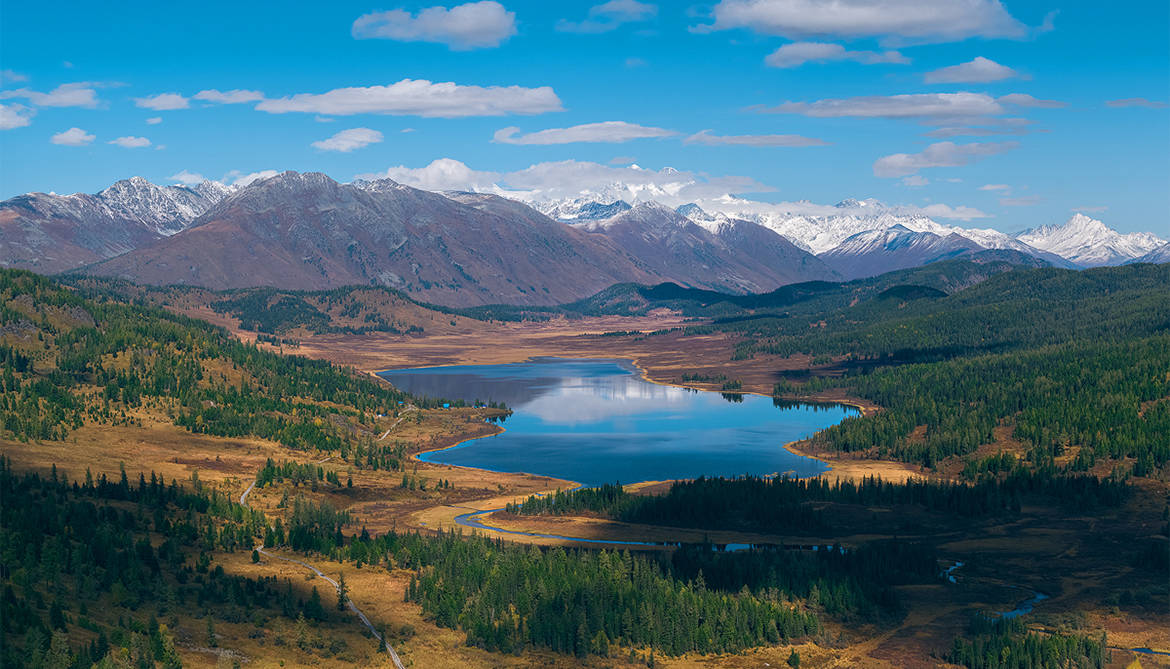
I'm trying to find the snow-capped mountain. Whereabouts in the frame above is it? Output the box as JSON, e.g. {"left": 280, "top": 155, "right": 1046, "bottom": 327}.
{"left": 1127, "top": 243, "right": 1170, "bottom": 264}
{"left": 0, "top": 177, "right": 232, "bottom": 273}
{"left": 1016, "top": 213, "right": 1167, "bottom": 267}
{"left": 570, "top": 202, "right": 838, "bottom": 292}
{"left": 818, "top": 225, "right": 983, "bottom": 280}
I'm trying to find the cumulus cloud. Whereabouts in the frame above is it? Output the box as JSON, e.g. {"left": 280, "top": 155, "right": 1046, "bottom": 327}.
{"left": 873, "top": 140, "right": 1018, "bottom": 177}
{"left": 558, "top": 0, "right": 657, "bottom": 33}
{"left": 761, "top": 92, "right": 1003, "bottom": 120}
{"left": 765, "top": 42, "right": 908, "bottom": 68}
{"left": 169, "top": 170, "right": 206, "bottom": 185}
{"left": 684, "top": 129, "right": 827, "bottom": 146}
{"left": 311, "top": 127, "right": 385, "bottom": 152}
{"left": 360, "top": 158, "right": 503, "bottom": 191}
{"left": 924, "top": 57, "right": 1020, "bottom": 83}
{"left": 352, "top": 1, "right": 516, "bottom": 50}
{"left": 225, "top": 170, "right": 280, "bottom": 187}
{"left": 358, "top": 158, "right": 773, "bottom": 204}
{"left": 256, "top": 79, "right": 562, "bottom": 118}
{"left": 50, "top": 127, "right": 95, "bottom": 146}
{"left": 0, "top": 103, "right": 35, "bottom": 130}
{"left": 193, "top": 89, "right": 264, "bottom": 104}
{"left": 914, "top": 203, "right": 991, "bottom": 220}
{"left": 697, "top": 0, "right": 1028, "bottom": 45}
{"left": 359, "top": 157, "right": 992, "bottom": 222}
{"left": 109, "top": 135, "right": 151, "bottom": 148}
{"left": 1105, "top": 97, "right": 1167, "bottom": 109}
{"left": 134, "top": 93, "right": 189, "bottom": 110}
{"left": 494, "top": 121, "right": 676, "bottom": 144}
{"left": 998, "top": 93, "right": 1064, "bottom": 108}
{"left": 0, "top": 82, "right": 101, "bottom": 108}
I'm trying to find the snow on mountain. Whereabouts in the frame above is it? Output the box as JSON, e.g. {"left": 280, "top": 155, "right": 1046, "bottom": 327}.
{"left": 535, "top": 197, "right": 632, "bottom": 223}
{"left": 1127, "top": 242, "right": 1170, "bottom": 264}
{"left": 96, "top": 176, "right": 233, "bottom": 235}
{"left": 0, "top": 177, "right": 233, "bottom": 273}
{"left": 1016, "top": 213, "right": 1167, "bottom": 267}
{"left": 818, "top": 225, "right": 983, "bottom": 279}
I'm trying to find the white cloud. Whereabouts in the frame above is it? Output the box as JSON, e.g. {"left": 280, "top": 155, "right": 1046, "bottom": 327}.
{"left": 998, "top": 93, "right": 1064, "bottom": 108}
{"left": 0, "top": 69, "right": 27, "bottom": 84}
{"left": 311, "top": 127, "right": 385, "bottom": 152}
{"left": 401, "top": 127, "right": 416, "bottom": 133}
{"left": 146, "top": 116, "right": 162, "bottom": 124}
{"left": 1070, "top": 205, "right": 1107, "bottom": 213}
{"left": 978, "top": 183, "right": 1011, "bottom": 191}
{"left": 134, "top": 93, "right": 189, "bottom": 110}
{"left": 914, "top": 203, "right": 991, "bottom": 220}
{"left": 610, "top": 155, "right": 636, "bottom": 164}
{"left": 225, "top": 169, "right": 280, "bottom": 187}
{"left": 255, "top": 79, "right": 562, "bottom": 118}
{"left": 0, "top": 103, "right": 34, "bottom": 130}
{"left": 625, "top": 57, "right": 648, "bottom": 68}
{"left": 1105, "top": 97, "right": 1167, "bottom": 109}
{"left": 193, "top": 89, "right": 264, "bottom": 104}
{"left": 361, "top": 158, "right": 502, "bottom": 191}
{"left": 924, "top": 118, "right": 1034, "bottom": 138}
{"left": 558, "top": 0, "right": 657, "bottom": 33}
{"left": 761, "top": 92, "right": 1003, "bottom": 119}
{"left": 765, "top": 42, "right": 908, "bottom": 68}
{"left": 873, "top": 140, "right": 1018, "bottom": 177}
{"left": 0, "top": 82, "right": 101, "bottom": 108}
{"left": 901, "top": 175, "right": 929, "bottom": 186}
{"left": 494, "top": 121, "right": 676, "bottom": 145}
{"left": 684, "top": 129, "right": 827, "bottom": 146}
{"left": 924, "top": 57, "right": 1020, "bottom": 84}
{"left": 50, "top": 127, "right": 95, "bottom": 146}
{"left": 169, "top": 170, "right": 206, "bottom": 185}
{"left": 352, "top": 1, "right": 516, "bottom": 50}
{"left": 359, "top": 158, "right": 774, "bottom": 204}
{"left": 109, "top": 135, "right": 151, "bottom": 148}
{"left": 359, "top": 157, "right": 992, "bottom": 222}
{"left": 698, "top": 0, "right": 1028, "bottom": 45}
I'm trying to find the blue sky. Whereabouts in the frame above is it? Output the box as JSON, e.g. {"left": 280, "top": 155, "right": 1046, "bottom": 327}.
{"left": 1, "top": 0, "right": 1167, "bottom": 234}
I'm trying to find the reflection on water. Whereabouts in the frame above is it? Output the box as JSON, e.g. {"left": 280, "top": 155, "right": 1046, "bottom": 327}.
{"left": 379, "top": 358, "right": 857, "bottom": 486}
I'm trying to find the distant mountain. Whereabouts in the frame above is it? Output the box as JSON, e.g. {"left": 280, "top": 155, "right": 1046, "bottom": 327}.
{"left": 1127, "top": 242, "right": 1170, "bottom": 264}
{"left": 571, "top": 202, "right": 839, "bottom": 293}
{"left": 817, "top": 225, "right": 985, "bottom": 280}
{"left": 83, "top": 172, "right": 662, "bottom": 307}
{"left": 0, "top": 177, "right": 230, "bottom": 273}
{"left": 1016, "top": 213, "right": 1166, "bottom": 267}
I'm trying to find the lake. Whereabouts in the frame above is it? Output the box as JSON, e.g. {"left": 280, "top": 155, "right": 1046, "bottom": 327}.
{"left": 379, "top": 358, "right": 856, "bottom": 486}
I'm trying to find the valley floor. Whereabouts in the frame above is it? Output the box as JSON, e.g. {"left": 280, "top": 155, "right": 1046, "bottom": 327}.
{"left": 5, "top": 310, "right": 1167, "bottom": 667}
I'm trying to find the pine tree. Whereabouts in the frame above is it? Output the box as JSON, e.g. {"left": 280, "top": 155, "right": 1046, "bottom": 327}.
{"left": 337, "top": 573, "right": 348, "bottom": 611}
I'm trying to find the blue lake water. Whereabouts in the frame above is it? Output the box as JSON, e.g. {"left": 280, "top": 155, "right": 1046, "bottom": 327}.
{"left": 378, "top": 358, "right": 856, "bottom": 486}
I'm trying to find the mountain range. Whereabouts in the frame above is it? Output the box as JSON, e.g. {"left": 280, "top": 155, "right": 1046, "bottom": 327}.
{"left": 0, "top": 172, "right": 1164, "bottom": 306}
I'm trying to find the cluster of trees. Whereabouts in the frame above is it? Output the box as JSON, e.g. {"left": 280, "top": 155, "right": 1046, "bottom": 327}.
{"left": 0, "top": 458, "right": 339, "bottom": 667}
{"left": 725, "top": 265, "right": 1170, "bottom": 472}
{"left": 508, "top": 470, "right": 1130, "bottom": 536}
{"left": 799, "top": 336, "right": 1170, "bottom": 468}
{"left": 255, "top": 458, "right": 347, "bottom": 490}
{"left": 946, "top": 616, "right": 1107, "bottom": 669}
{"left": 0, "top": 270, "right": 420, "bottom": 454}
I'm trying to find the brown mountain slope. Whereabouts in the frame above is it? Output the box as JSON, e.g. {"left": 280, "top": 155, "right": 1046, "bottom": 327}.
{"left": 84, "top": 172, "right": 659, "bottom": 307}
